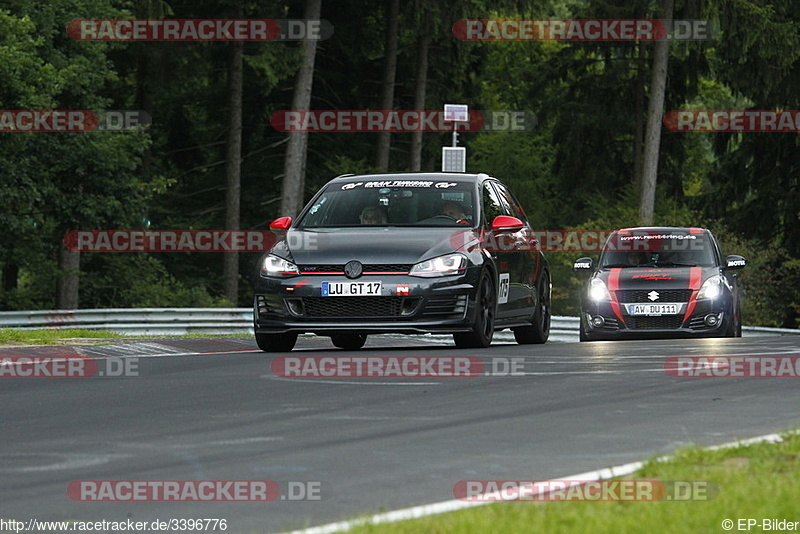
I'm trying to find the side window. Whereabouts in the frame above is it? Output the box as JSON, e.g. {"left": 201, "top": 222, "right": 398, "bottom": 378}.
{"left": 493, "top": 182, "right": 527, "bottom": 222}
{"left": 482, "top": 182, "right": 506, "bottom": 227}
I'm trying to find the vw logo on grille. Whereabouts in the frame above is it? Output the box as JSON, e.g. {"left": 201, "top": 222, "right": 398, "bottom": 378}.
{"left": 344, "top": 261, "right": 363, "bottom": 279}
{"left": 647, "top": 290, "right": 660, "bottom": 301}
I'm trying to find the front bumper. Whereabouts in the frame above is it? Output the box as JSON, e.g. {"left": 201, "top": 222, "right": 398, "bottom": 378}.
{"left": 254, "top": 270, "right": 481, "bottom": 335}
{"left": 580, "top": 297, "right": 733, "bottom": 339}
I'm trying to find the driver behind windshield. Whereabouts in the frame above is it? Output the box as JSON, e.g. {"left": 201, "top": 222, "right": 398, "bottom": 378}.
{"left": 441, "top": 201, "right": 470, "bottom": 224}
{"left": 359, "top": 206, "right": 388, "bottom": 225}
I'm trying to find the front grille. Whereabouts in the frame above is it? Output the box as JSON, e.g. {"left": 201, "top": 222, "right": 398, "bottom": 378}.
{"left": 299, "top": 264, "right": 412, "bottom": 274}
{"left": 627, "top": 316, "right": 685, "bottom": 330}
{"left": 363, "top": 264, "right": 413, "bottom": 273}
{"left": 298, "top": 264, "right": 342, "bottom": 273}
{"left": 688, "top": 315, "right": 707, "bottom": 329}
{"left": 616, "top": 289, "right": 693, "bottom": 303}
{"left": 300, "top": 296, "right": 419, "bottom": 319}
{"left": 597, "top": 317, "right": 620, "bottom": 331}
{"left": 422, "top": 295, "right": 467, "bottom": 318}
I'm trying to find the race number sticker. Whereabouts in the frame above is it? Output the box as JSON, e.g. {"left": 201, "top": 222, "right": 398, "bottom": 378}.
{"left": 498, "top": 273, "right": 510, "bottom": 304}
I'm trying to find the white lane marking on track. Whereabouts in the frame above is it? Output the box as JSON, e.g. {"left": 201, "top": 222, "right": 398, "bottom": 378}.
{"left": 282, "top": 431, "right": 795, "bottom": 534}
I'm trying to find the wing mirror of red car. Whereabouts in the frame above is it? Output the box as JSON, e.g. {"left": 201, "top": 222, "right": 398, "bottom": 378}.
{"left": 269, "top": 216, "right": 292, "bottom": 231}
{"left": 725, "top": 255, "right": 746, "bottom": 270}
{"left": 573, "top": 257, "right": 593, "bottom": 271}
{"left": 490, "top": 215, "right": 524, "bottom": 232}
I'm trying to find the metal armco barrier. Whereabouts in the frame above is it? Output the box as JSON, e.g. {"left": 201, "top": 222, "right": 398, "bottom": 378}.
{"left": 0, "top": 309, "right": 796, "bottom": 341}
{"left": 0, "top": 308, "right": 254, "bottom": 336}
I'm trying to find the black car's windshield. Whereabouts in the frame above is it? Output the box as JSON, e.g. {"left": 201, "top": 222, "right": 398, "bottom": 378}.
{"left": 598, "top": 233, "right": 717, "bottom": 268}
{"left": 297, "top": 179, "right": 476, "bottom": 228}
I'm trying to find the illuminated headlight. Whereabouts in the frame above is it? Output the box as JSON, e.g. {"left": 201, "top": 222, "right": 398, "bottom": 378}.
{"left": 697, "top": 275, "right": 723, "bottom": 300}
{"left": 409, "top": 253, "right": 466, "bottom": 277}
{"left": 260, "top": 254, "right": 299, "bottom": 278}
{"left": 588, "top": 278, "right": 611, "bottom": 302}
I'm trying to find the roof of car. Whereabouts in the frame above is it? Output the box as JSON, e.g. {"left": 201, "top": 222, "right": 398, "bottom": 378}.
{"left": 330, "top": 172, "right": 492, "bottom": 183}
{"left": 615, "top": 226, "right": 709, "bottom": 234}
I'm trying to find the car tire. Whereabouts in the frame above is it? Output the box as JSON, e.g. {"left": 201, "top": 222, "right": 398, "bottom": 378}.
{"left": 255, "top": 332, "right": 298, "bottom": 352}
{"left": 331, "top": 333, "right": 367, "bottom": 350}
{"left": 721, "top": 309, "right": 741, "bottom": 338}
{"left": 454, "top": 271, "right": 496, "bottom": 349}
{"left": 578, "top": 316, "right": 597, "bottom": 342}
{"left": 513, "top": 271, "right": 550, "bottom": 344}
{"left": 735, "top": 306, "right": 743, "bottom": 337}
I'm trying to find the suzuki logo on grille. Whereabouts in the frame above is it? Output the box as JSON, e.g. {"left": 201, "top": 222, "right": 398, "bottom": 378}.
{"left": 344, "top": 261, "right": 363, "bottom": 279}
{"left": 647, "top": 291, "right": 660, "bottom": 301}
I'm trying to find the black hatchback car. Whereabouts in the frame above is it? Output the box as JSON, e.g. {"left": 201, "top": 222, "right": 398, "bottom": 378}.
{"left": 574, "top": 227, "right": 745, "bottom": 341}
{"left": 253, "top": 172, "right": 550, "bottom": 351}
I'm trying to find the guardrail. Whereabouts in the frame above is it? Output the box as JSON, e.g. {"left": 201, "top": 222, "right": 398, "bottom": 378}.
{"left": 0, "top": 308, "right": 254, "bottom": 336}
{"left": 0, "top": 309, "right": 796, "bottom": 341}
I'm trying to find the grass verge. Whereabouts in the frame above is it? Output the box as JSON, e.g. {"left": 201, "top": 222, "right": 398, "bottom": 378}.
{"left": 0, "top": 328, "right": 126, "bottom": 345}
{"left": 343, "top": 431, "right": 800, "bottom": 534}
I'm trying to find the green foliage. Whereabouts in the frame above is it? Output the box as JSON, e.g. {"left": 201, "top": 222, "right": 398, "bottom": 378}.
{"left": 79, "top": 254, "right": 232, "bottom": 308}
{"left": 0, "top": 0, "right": 798, "bottom": 324}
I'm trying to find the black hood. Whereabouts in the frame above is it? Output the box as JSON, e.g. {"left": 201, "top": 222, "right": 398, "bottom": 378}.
{"left": 593, "top": 266, "right": 717, "bottom": 291}
{"left": 272, "top": 227, "right": 467, "bottom": 265}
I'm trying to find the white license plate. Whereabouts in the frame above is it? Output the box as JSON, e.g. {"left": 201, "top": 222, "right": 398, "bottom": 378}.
{"left": 321, "top": 281, "right": 382, "bottom": 296}
{"left": 627, "top": 303, "right": 681, "bottom": 316}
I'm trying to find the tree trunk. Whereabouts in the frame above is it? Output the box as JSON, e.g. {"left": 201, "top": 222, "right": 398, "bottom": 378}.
{"left": 280, "top": 0, "right": 322, "bottom": 218}
{"left": 2, "top": 261, "right": 18, "bottom": 293}
{"left": 409, "top": 19, "right": 430, "bottom": 172}
{"left": 223, "top": 5, "right": 244, "bottom": 305}
{"left": 374, "top": 0, "right": 400, "bottom": 171}
{"left": 56, "top": 244, "right": 80, "bottom": 309}
{"left": 639, "top": 0, "right": 674, "bottom": 225}
{"left": 632, "top": 37, "right": 646, "bottom": 188}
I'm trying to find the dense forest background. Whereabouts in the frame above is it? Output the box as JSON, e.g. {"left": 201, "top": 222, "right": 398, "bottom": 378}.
{"left": 1, "top": 0, "right": 798, "bottom": 327}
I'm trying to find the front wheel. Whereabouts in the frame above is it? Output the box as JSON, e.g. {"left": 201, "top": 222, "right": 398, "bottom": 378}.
{"left": 331, "top": 333, "right": 367, "bottom": 350}
{"left": 513, "top": 271, "right": 550, "bottom": 344}
{"left": 454, "top": 271, "right": 496, "bottom": 348}
{"left": 255, "top": 332, "right": 298, "bottom": 352}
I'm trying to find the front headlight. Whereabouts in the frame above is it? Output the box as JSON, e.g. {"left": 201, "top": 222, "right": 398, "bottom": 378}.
{"left": 588, "top": 278, "right": 611, "bottom": 302}
{"left": 409, "top": 253, "right": 467, "bottom": 277}
{"left": 260, "top": 254, "right": 299, "bottom": 278}
{"left": 697, "top": 275, "right": 723, "bottom": 300}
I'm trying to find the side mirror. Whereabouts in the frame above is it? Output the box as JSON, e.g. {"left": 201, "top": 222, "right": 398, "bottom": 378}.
{"left": 270, "top": 216, "right": 292, "bottom": 231}
{"left": 725, "top": 255, "right": 746, "bottom": 270}
{"left": 573, "top": 257, "right": 593, "bottom": 271}
{"left": 490, "top": 215, "right": 524, "bottom": 232}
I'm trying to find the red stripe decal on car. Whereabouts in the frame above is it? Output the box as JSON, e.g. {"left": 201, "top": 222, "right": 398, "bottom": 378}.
{"left": 607, "top": 268, "right": 624, "bottom": 323}
{"left": 682, "top": 266, "right": 703, "bottom": 321}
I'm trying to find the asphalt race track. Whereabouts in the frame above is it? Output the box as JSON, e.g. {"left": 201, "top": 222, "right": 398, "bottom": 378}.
{"left": 2, "top": 334, "right": 800, "bottom": 533}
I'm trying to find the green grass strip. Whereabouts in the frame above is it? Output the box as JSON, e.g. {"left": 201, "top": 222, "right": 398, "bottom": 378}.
{"left": 343, "top": 431, "right": 800, "bottom": 534}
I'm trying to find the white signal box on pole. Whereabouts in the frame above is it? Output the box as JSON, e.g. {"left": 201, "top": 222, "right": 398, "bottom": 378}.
{"left": 442, "top": 104, "right": 468, "bottom": 172}
{"left": 442, "top": 147, "right": 467, "bottom": 172}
